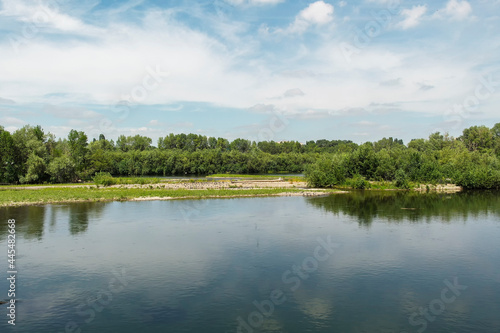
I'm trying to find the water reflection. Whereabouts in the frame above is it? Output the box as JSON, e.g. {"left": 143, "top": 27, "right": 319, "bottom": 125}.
{"left": 3, "top": 191, "right": 499, "bottom": 240}
{"left": 307, "top": 190, "right": 500, "bottom": 226}
{"left": 0, "top": 194, "right": 499, "bottom": 333}
{"left": 67, "top": 202, "right": 105, "bottom": 235}
{"left": 0, "top": 202, "right": 106, "bottom": 240}
{"left": 0, "top": 205, "right": 46, "bottom": 240}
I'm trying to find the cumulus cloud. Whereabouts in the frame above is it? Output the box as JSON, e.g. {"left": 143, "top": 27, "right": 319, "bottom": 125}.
{"left": 433, "top": 0, "right": 472, "bottom": 20}
{"left": 0, "top": 0, "right": 497, "bottom": 139}
{"left": 398, "top": 5, "right": 427, "bottom": 29}
{"left": 225, "top": 0, "right": 284, "bottom": 6}
{"left": 289, "top": 1, "right": 334, "bottom": 33}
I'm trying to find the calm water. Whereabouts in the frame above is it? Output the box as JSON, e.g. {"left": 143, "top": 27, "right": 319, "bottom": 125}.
{"left": 1, "top": 191, "right": 500, "bottom": 333}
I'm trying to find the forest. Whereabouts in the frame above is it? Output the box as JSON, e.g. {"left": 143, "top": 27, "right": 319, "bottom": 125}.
{"left": 0, "top": 123, "right": 499, "bottom": 189}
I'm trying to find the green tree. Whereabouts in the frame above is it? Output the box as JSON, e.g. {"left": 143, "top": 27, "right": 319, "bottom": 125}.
{"left": 20, "top": 153, "right": 46, "bottom": 183}
{"left": 12, "top": 125, "right": 49, "bottom": 183}
{"left": 461, "top": 125, "right": 494, "bottom": 152}
{"left": 0, "top": 127, "right": 16, "bottom": 183}
{"left": 305, "top": 155, "right": 346, "bottom": 187}
{"left": 47, "top": 156, "right": 76, "bottom": 183}
{"left": 68, "top": 129, "right": 89, "bottom": 177}
{"left": 230, "top": 138, "right": 251, "bottom": 153}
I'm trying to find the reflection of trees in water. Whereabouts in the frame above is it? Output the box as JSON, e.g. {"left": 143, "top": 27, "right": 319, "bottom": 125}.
{"left": 67, "top": 202, "right": 106, "bottom": 235}
{"left": 306, "top": 190, "right": 500, "bottom": 227}
{"left": 0, "top": 206, "right": 46, "bottom": 240}
{"left": 0, "top": 202, "right": 106, "bottom": 240}
{"left": 69, "top": 204, "right": 90, "bottom": 235}
{"left": 25, "top": 206, "right": 46, "bottom": 239}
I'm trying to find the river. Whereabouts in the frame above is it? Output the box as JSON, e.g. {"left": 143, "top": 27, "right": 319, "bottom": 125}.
{"left": 1, "top": 191, "right": 499, "bottom": 332}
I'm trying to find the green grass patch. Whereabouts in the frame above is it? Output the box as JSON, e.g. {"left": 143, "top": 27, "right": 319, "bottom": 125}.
{"left": 93, "top": 172, "right": 162, "bottom": 186}
{"left": 334, "top": 180, "right": 418, "bottom": 191}
{"left": 0, "top": 183, "right": 90, "bottom": 188}
{"left": 0, "top": 187, "right": 315, "bottom": 206}
{"left": 207, "top": 174, "right": 303, "bottom": 181}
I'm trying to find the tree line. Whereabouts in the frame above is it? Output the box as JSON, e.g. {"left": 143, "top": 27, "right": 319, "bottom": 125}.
{"left": 0, "top": 123, "right": 499, "bottom": 189}
{"left": 306, "top": 124, "right": 500, "bottom": 189}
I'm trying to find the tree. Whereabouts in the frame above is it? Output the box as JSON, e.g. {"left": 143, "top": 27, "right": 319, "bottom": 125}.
{"left": 0, "top": 127, "right": 16, "bottom": 183}
{"left": 492, "top": 123, "right": 500, "bottom": 157}
{"left": 230, "top": 138, "right": 251, "bottom": 152}
{"left": 216, "top": 137, "right": 229, "bottom": 150}
{"left": 47, "top": 156, "right": 76, "bottom": 183}
{"left": 305, "top": 155, "right": 346, "bottom": 187}
{"left": 491, "top": 123, "right": 500, "bottom": 138}
{"left": 12, "top": 125, "right": 49, "bottom": 183}
{"left": 68, "top": 129, "right": 89, "bottom": 177}
{"left": 374, "top": 137, "right": 404, "bottom": 152}
{"left": 20, "top": 153, "right": 46, "bottom": 183}
{"left": 428, "top": 132, "right": 445, "bottom": 151}
{"left": 461, "top": 125, "right": 494, "bottom": 152}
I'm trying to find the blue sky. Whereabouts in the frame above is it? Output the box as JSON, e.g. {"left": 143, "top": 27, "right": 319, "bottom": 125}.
{"left": 0, "top": 0, "right": 499, "bottom": 145}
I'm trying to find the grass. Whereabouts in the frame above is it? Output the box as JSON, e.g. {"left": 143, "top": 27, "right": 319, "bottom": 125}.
{"left": 105, "top": 177, "right": 162, "bottom": 185}
{"left": 333, "top": 180, "right": 419, "bottom": 191}
{"left": 207, "top": 174, "right": 304, "bottom": 181}
{"left": 0, "top": 182, "right": 87, "bottom": 188}
{"left": 0, "top": 186, "right": 329, "bottom": 207}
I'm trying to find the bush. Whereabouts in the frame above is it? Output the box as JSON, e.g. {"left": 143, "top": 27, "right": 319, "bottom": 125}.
{"left": 394, "top": 169, "right": 410, "bottom": 189}
{"left": 305, "top": 155, "right": 346, "bottom": 188}
{"left": 351, "top": 175, "right": 371, "bottom": 189}
{"left": 93, "top": 172, "right": 117, "bottom": 186}
{"left": 454, "top": 166, "right": 500, "bottom": 189}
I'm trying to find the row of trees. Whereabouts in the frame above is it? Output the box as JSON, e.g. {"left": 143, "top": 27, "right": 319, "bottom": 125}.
{"left": 306, "top": 124, "right": 500, "bottom": 189}
{"left": 0, "top": 125, "right": 319, "bottom": 183}
{"left": 1, "top": 123, "right": 499, "bottom": 188}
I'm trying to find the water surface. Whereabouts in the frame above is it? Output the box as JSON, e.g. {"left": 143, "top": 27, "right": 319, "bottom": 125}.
{"left": 1, "top": 191, "right": 499, "bottom": 332}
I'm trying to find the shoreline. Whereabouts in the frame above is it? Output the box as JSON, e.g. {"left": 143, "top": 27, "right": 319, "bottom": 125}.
{"left": 0, "top": 179, "right": 341, "bottom": 207}
{"left": 0, "top": 190, "right": 338, "bottom": 207}
{"left": 0, "top": 179, "right": 464, "bottom": 207}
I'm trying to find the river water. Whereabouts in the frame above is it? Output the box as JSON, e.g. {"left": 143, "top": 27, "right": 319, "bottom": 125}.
{"left": 1, "top": 191, "right": 499, "bottom": 332}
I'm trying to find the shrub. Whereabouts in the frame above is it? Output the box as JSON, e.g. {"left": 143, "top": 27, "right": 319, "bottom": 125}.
{"left": 93, "top": 172, "right": 117, "bottom": 186}
{"left": 305, "top": 155, "right": 346, "bottom": 188}
{"left": 454, "top": 166, "right": 500, "bottom": 189}
{"left": 394, "top": 169, "right": 410, "bottom": 189}
{"left": 351, "top": 174, "right": 371, "bottom": 189}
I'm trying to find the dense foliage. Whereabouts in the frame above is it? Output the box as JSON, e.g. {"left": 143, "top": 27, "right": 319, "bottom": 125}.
{"left": 1, "top": 123, "right": 499, "bottom": 189}
{"left": 306, "top": 125, "right": 500, "bottom": 189}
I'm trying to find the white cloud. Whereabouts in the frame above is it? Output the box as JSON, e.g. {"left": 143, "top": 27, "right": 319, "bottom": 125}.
{"left": 0, "top": 116, "right": 26, "bottom": 126}
{"left": 289, "top": 1, "right": 334, "bottom": 33}
{"left": 0, "top": 0, "right": 498, "bottom": 135}
{"left": 0, "top": 9, "right": 259, "bottom": 108}
{"left": 0, "top": 0, "right": 101, "bottom": 34}
{"left": 225, "top": 0, "right": 284, "bottom": 6}
{"left": 398, "top": 5, "right": 427, "bottom": 29}
{"left": 433, "top": 0, "right": 472, "bottom": 20}
{"left": 338, "top": 1, "right": 347, "bottom": 8}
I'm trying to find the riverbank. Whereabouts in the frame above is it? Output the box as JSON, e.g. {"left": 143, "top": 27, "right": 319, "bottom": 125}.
{"left": 0, "top": 177, "right": 465, "bottom": 207}
{"left": 0, "top": 179, "right": 338, "bottom": 207}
